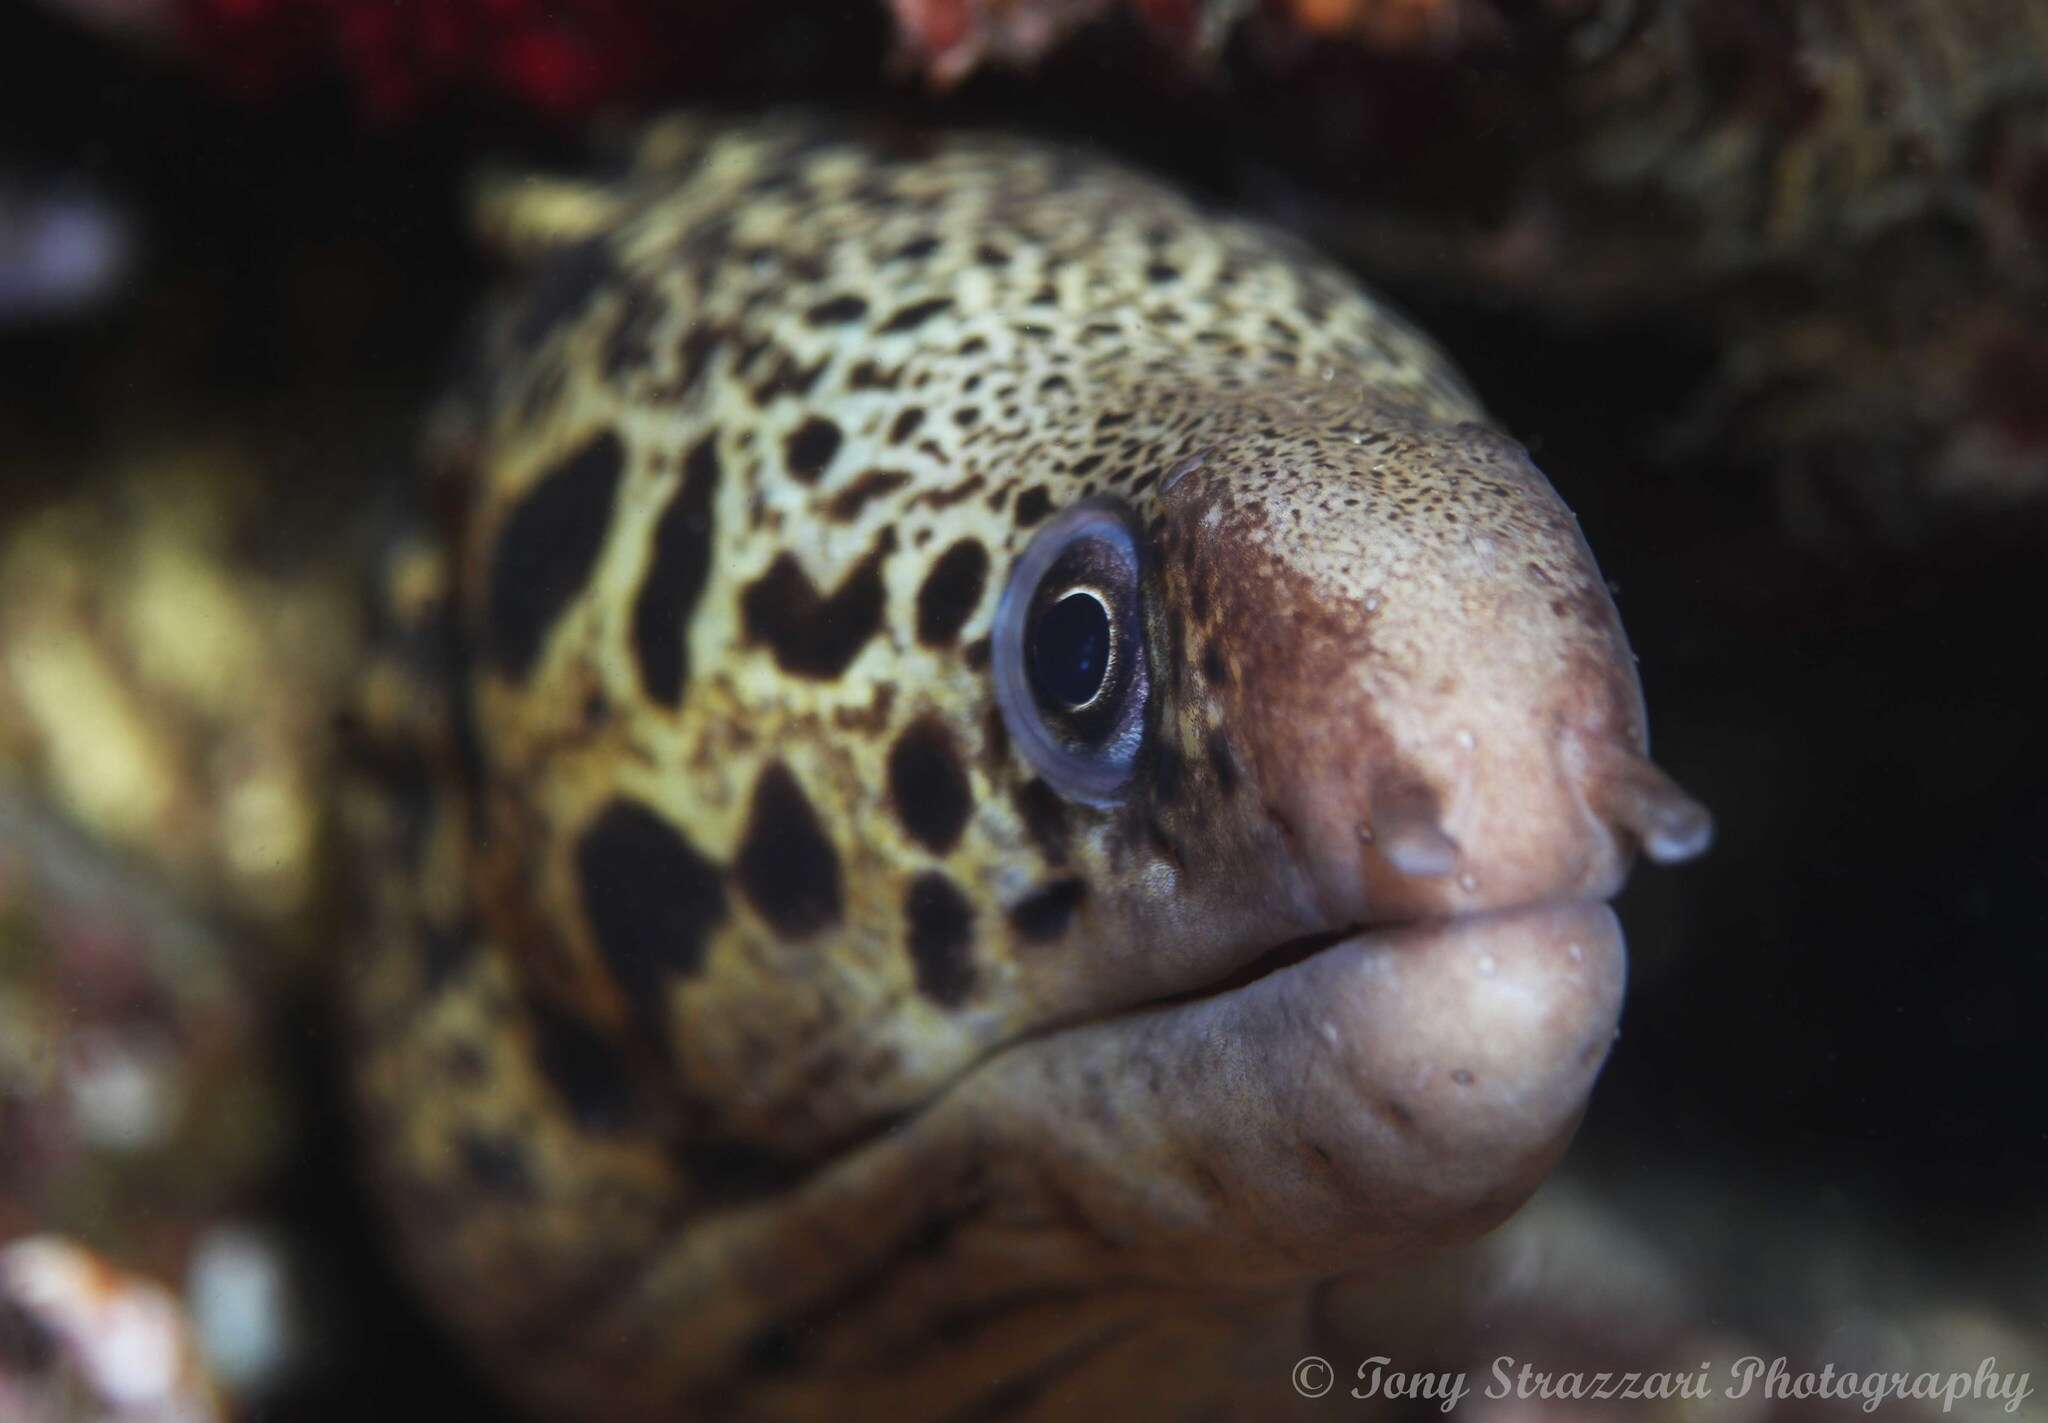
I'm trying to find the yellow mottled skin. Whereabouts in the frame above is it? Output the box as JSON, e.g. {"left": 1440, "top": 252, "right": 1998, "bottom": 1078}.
{"left": 346, "top": 115, "right": 1707, "bottom": 1421}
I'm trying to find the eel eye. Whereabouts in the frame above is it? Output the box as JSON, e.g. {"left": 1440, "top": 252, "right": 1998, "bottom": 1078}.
{"left": 993, "top": 498, "right": 1150, "bottom": 805}
{"left": 1030, "top": 590, "right": 1111, "bottom": 710}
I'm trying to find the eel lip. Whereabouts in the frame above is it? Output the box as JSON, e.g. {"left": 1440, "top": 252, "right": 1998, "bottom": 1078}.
{"left": 1310, "top": 899, "right": 1629, "bottom": 1125}
{"left": 1196, "top": 898, "right": 1630, "bottom": 1236}
{"left": 1200, "top": 895, "right": 1619, "bottom": 1010}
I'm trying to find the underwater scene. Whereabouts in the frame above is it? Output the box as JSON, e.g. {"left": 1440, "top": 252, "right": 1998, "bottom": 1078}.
{"left": 1, "top": 2, "right": 2043, "bottom": 1419}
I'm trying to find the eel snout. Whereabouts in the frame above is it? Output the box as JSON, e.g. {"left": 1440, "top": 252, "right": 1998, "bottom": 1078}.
{"left": 1568, "top": 733, "right": 1716, "bottom": 866}
{"left": 1348, "top": 732, "right": 1713, "bottom": 912}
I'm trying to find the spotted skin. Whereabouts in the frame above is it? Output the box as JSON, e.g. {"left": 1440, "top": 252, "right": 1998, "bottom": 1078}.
{"left": 349, "top": 115, "right": 1683, "bottom": 1420}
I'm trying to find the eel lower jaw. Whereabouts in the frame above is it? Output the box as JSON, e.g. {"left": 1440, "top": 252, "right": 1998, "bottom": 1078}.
{"left": 1137, "top": 896, "right": 1630, "bottom": 1273}
{"left": 932, "top": 895, "right": 1628, "bottom": 1297}
{"left": 1222, "top": 896, "right": 1629, "bottom": 1158}
{"left": 1287, "top": 898, "right": 1629, "bottom": 1150}
{"left": 662, "top": 898, "right": 1632, "bottom": 1335}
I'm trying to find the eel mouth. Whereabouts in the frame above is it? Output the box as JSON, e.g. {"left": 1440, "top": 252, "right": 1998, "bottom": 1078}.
{"left": 1249, "top": 898, "right": 1629, "bottom": 1126}
{"left": 598, "top": 899, "right": 1634, "bottom": 1350}
{"left": 1103, "top": 891, "right": 1632, "bottom": 1166}
{"left": 1187, "top": 895, "right": 1624, "bottom": 1032}
{"left": 1125, "top": 895, "right": 1630, "bottom": 1252}
{"left": 1216, "top": 896, "right": 1629, "bottom": 1101}
{"left": 896, "top": 894, "right": 1632, "bottom": 1292}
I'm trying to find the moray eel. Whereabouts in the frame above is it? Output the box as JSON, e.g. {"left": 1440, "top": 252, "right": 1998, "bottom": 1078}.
{"left": 347, "top": 116, "right": 1710, "bottom": 1421}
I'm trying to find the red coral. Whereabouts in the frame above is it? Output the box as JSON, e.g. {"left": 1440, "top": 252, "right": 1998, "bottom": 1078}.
{"left": 886, "top": 0, "right": 1497, "bottom": 82}
{"left": 1268, "top": 0, "right": 1483, "bottom": 48}
{"left": 888, "top": 0, "right": 1117, "bottom": 85}
{"left": 177, "top": 0, "right": 659, "bottom": 119}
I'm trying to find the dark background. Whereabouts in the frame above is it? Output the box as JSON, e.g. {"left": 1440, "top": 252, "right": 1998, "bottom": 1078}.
{"left": 3, "top": 1, "right": 2041, "bottom": 1415}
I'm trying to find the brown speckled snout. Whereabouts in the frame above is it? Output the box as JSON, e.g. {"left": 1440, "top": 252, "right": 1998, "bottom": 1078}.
{"left": 1159, "top": 405, "right": 1684, "bottom": 931}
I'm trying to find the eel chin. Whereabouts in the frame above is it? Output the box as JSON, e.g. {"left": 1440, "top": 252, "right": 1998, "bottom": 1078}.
{"left": 966, "top": 899, "right": 1627, "bottom": 1289}
{"left": 1261, "top": 901, "right": 1628, "bottom": 1240}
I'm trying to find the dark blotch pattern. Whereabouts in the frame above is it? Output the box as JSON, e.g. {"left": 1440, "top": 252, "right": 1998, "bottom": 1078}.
{"left": 827, "top": 469, "right": 912, "bottom": 523}
{"left": 752, "top": 352, "right": 827, "bottom": 404}
{"left": 1206, "top": 729, "right": 1239, "bottom": 795}
{"left": 981, "top": 700, "right": 1008, "bottom": 765}
{"left": 849, "top": 361, "right": 903, "bottom": 391}
{"left": 915, "top": 539, "right": 988, "bottom": 647}
{"left": 631, "top": 434, "right": 720, "bottom": 707}
{"left": 888, "top": 718, "right": 973, "bottom": 855}
{"left": 805, "top": 294, "right": 869, "bottom": 325}
{"left": 735, "top": 763, "right": 844, "bottom": 938}
{"left": 889, "top": 408, "right": 925, "bottom": 444}
{"left": 1201, "top": 641, "right": 1228, "bottom": 686}
{"left": 459, "top": 1131, "right": 536, "bottom": 1201}
{"left": 528, "top": 997, "right": 643, "bottom": 1134}
{"left": 1010, "top": 879, "right": 1085, "bottom": 944}
{"left": 905, "top": 873, "right": 977, "bottom": 1006}
{"left": 1151, "top": 739, "right": 1185, "bottom": 806}
{"left": 447, "top": 654, "right": 488, "bottom": 843}
{"left": 1147, "top": 817, "right": 1185, "bottom": 870}
{"left": 741, "top": 533, "right": 892, "bottom": 679}
{"left": 1013, "top": 486, "right": 1053, "bottom": 528}
{"left": 486, "top": 428, "right": 625, "bottom": 679}
{"left": 602, "top": 284, "right": 662, "bottom": 380}
{"left": 577, "top": 799, "right": 727, "bottom": 1040}
{"left": 879, "top": 297, "right": 954, "bottom": 333}
{"left": 676, "top": 323, "right": 720, "bottom": 395}
{"left": 1013, "top": 779, "right": 1070, "bottom": 866}
{"left": 784, "top": 417, "right": 843, "bottom": 484}
{"left": 419, "top": 918, "right": 477, "bottom": 992}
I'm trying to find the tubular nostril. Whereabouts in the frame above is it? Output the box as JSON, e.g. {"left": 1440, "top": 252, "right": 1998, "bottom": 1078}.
{"left": 1572, "top": 735, "right": 1714, "bottom": 865}
{"left": 1368, "top": 783, "right": 1462, "bottom": 878}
